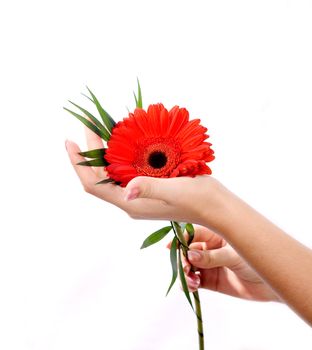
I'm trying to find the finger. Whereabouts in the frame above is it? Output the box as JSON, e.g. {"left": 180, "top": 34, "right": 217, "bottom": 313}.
{"left": 190, "top": 241, "right": 225, "bottom": 251}
{"left": 124, "top": 176, "right": 189, "bottom": 202}
{"left": 85, "top": 125, "right": 104, "bottom": 150}
{"left": 167, "top": 225, "right": 224, "bottom": 250}
{"left": 190, "top": 225, "right": 224, "bottom": 248}
{"left": 66, "top": 140, "right": 124, "bottom": 205}
{"left": 66, "top": 139, "right": 100, "bottom": 187}
{"left": 183, "top": 272, "right": 200, "bottom": 292}
{"left": 84, "top": 126, "right": 107, "bottom": 178}
{"left": 188, "top": 246, "right": 238, "bottom": 269}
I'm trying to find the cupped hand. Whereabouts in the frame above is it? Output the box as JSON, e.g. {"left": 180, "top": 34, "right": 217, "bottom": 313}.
{"left": 180, "top": 225, "right": 280, "bottom": 302}
{"left": 66, "top": 128, "right": 226, "bottom": 226}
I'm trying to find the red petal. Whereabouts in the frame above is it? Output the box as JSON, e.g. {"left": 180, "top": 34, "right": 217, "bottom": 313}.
{"left": 166, "top": 107, "right": 189, "bottom": 137}
{"left": 133, "top": 108, "right": 151, "bottom": 137}
{"left": 159, "top": 107, "right": 169, "bottom": 134}
{"left": 147, "top": 104, "right": 165, "bottom": 136}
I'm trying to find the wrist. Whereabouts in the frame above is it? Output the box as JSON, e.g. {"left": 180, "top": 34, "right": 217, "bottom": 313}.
{"left": 196, "top": 177, "right": 235, "bottom": 230}
{"left": 197, "top": 178, "right": 250, "bottom": 241}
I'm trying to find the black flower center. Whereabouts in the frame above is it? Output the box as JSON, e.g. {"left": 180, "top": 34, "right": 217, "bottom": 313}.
{"left": 148, "top": 151, "right": 168, "bottom": 169}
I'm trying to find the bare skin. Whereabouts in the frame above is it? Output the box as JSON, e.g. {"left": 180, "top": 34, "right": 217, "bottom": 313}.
{"left": 169, "top": 225, "right": 280, "bottom": 302}
{"left": 66, "top": 129, "right": 312, "bottom": 326}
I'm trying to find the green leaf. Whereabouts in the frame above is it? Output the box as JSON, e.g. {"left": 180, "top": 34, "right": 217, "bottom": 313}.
{"left": 79, "top": 148, "right": 106, "bottom": 159}
{"left": 140, "top": 226, "right": 172, "bottom": 249}
{"left": 86, "top": 87, "right": 116, "bottom": 132}
{"left": 77, "top": 158, "right": 108, "bottom": 166}
{"left": 171, "top": 221, "right": 188, "bottom": 248}
{"left": 64, "top": 107, "right": 110, "bottom": 141}
{"left": 133, "top": 78, "right": 143, "bottom": 109}
{"left": 186, "top": 223, "right": 195, "bottom": 245}
{"left": 166, "top": 236, "right": 178, "bottom": 296}
{"left": 96, "top": 178, "right": 115, "bottom": 185}
{"left": 81, "top": 93, "right": 94, "bottom": 103}
{"left": 179, "top": 223, "right": 187, "bottom": 232}
{"left": 68, "top": 100, "right": 110, "bottom": 136}
{"left": 178, "top": 248, "right": 194, "bottom": 310}
{"left": 133, "top": 92, "right": 138, "bottom": 108}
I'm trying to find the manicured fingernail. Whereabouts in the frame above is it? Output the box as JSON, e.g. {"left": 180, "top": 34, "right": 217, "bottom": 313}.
{"left": 124, "top": 188, "right": 139, "bottom": 201}
{"left": 188, "top": 251, "right": 201, "bottom": 262}
{"left": 187, "top": 276, "right": 200, "bottom": 288}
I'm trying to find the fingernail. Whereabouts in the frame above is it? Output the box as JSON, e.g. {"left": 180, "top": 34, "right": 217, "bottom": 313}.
{"left": 188, "top": 251, "right": 201, "bottom": 262}
{"left": 124, "top": 188, "right": 139, "bottom": 201}
{"left": 187, "top": 276, "right": 200, "bottom": 288}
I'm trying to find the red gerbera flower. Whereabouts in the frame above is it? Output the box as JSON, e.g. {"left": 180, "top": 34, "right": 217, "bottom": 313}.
{"left": 104, "top": 104, "right": 214, "bottom": 187}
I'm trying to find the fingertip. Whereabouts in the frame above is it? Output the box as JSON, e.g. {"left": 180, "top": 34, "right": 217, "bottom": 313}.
{"left": 188, "top": 250, "right": 201, "bottom": 263}
{"left": 124, "top": 187, "right": 139, "bottom": 201}
{"left": 186, "top": 274, "right": 200, "bottom": 291}
{"left": 125, "top": 176, "right": 170, "bottom": 202}
{"left": 65, "top": 139, "right": 78, "bottom": 151}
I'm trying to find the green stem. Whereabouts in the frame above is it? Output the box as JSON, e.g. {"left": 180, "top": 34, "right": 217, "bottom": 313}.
{"left": 193, "top": 290, "right": 204, "bottom": 350}
{"left": 171, "top": 221, "right": 205, "bottom": 350}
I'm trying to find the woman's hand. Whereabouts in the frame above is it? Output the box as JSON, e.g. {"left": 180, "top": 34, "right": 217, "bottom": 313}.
{"left": 66, "top": 129, "right": 228, "bottom": 227}
{"left": 180, "top": 225, "right": 280, "bottom": 302}
{"left": 66, "top": 130, "right": 312, "bottom": 325}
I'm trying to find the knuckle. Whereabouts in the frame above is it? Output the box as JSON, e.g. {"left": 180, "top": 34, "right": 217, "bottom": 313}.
{"left": 127, "top": 209, "right": 142, "bottom": 220}
{"left": 203, "top": 252, "right": 213, "bottom": 266}
{"left": 130, "top": 177, "right": 152, "bottom": 198}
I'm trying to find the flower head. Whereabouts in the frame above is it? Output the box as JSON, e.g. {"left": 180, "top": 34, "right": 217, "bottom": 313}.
{"left": 105, "top": 104, "right": 214, "bottom": 186}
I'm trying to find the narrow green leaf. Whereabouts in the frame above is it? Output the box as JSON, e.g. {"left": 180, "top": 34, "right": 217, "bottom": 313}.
{"left": 81, "top": 93, "right": 94, "bottom": 103}
{"left": 86, "top": 87, "right": 116, "bottom": 132}
{"left": 140, "top": 226, "right": 172, "bottom": 249}
{"left": 166, "top": 236, "right": 178, "bottom": 296}
{"left": 133, "top": 91, "right": 138, "bottom": 107}
{"left": 180, "top": 223, "right": 187, "bottom": 232}
{"left": 171, "top": 221, "right": 188, "bottom": 248}
{"left": 137, "top": 78, "right": 143, "bottom": 108}
{"left": 96, "top": 178, "right": 115, "bottom": 185}
{"left": 68, "top": 100, "right": 110, "bottom": 137}
{"left": 79, "top": 148, "right": 106, "bottom": 159}
{"left": 186, "top": 223, "right": 195, "bottom": 245}
{"left": 178, "top": 248, "right": 194, "bottom": 310}
{"left": 64, "top": 107, "right": 109, "bottom": 141}
{"left": 133, "top": 78, "right": 143, "bottom": 108}
{"left": 77, "top": 158, "right": 108, "bottom": 166}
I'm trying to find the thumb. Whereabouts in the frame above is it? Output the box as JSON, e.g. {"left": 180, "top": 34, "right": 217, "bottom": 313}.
{"left": 188, "top": 246, "right": 238, "bottom": 269}
{"left": 124, "top": 176, "right": 175, "bottom": 202}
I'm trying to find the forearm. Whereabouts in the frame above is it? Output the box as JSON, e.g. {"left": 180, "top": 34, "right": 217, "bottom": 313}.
{"left": 206, "top": 186, "right": 312, "bottom": 326}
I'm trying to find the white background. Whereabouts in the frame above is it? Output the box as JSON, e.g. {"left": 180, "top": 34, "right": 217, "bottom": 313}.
{"left": 0, "top": 0, "right": 312, "bottom": 349}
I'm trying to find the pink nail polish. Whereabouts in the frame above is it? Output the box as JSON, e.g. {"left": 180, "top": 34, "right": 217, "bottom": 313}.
{"left": 188, "top": 276, "right": 200, "bottom": 288}
{"left": 125, "top": 188, "right": 139, "bottom": 201}
{"left": 188, "top": 251, "right": 201, "bottom": 262}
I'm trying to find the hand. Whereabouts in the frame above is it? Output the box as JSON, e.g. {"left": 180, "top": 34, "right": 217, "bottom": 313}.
{"left": 66, "top": 129, "right": 227, "bottom": 226}
{"left": 180, "top": 225, "right": 280, "bottom": 302}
